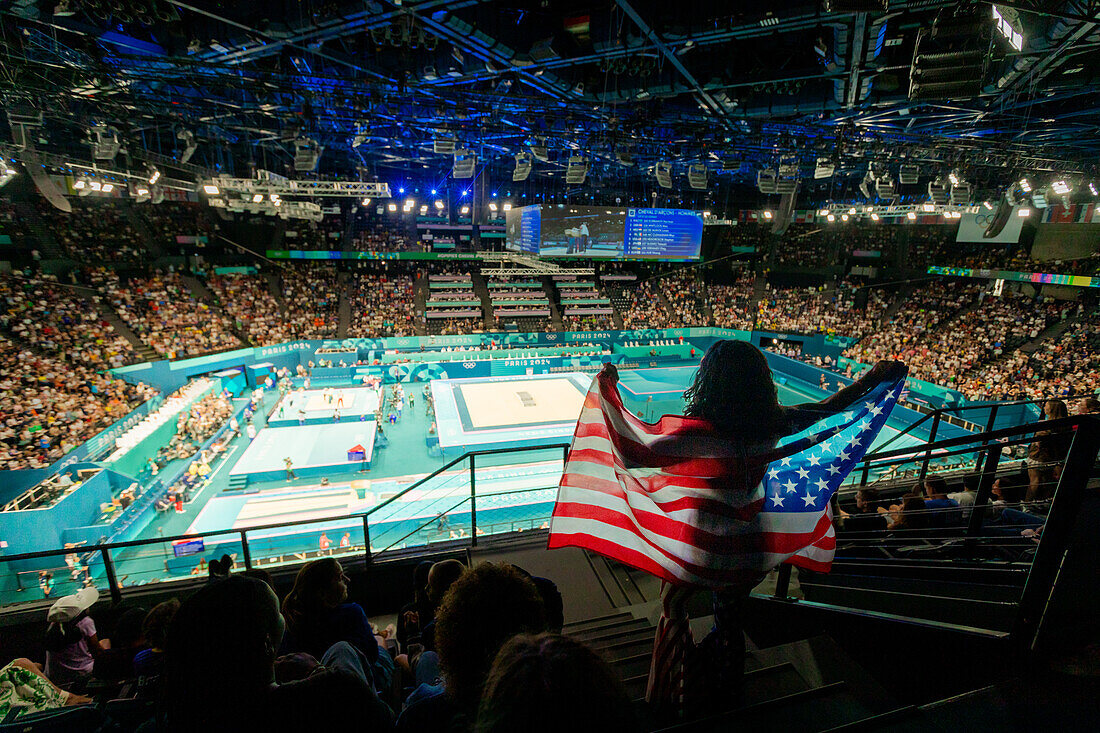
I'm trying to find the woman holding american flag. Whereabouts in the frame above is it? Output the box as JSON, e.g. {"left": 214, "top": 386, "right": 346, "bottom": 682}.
{"left": 548, "top": 340, "right": 907, "bottom": 719}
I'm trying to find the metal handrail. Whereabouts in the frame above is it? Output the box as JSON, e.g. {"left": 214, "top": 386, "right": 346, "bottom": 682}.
{"left": 0, "top": 442, "right": 570, "bottom": 566}
{"left": 868, "top": 394, "right": 1098, "bottom": 459}
{"left": 1, "top": 415, "right": 1085, "bottom": 569}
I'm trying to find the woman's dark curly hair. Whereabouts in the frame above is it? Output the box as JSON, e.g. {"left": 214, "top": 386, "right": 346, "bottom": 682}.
{"left": 683, "top": 340, "right": 785, "bottom": 444}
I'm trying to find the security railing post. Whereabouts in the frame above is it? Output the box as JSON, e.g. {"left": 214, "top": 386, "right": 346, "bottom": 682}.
{"left": 362, "top": 514, "right": 372, "bottom": 564}
{"left": 100, "top": 547, "right": 122, "bottom": 604}
{"left": 974, "top": 405, "right": 1000, "bottom": 473}
{"left": 469, "top": 454, "right": 478, "bottom": 546}
{"left": 240, "top": 531, "right": 252, "bottom": 570}
{"left": 773, "top": 564, "right": 792, "bottom": 600}
{"left": 965, "top": 444, "right": 1002, "bottom": 539}
{"left": 860, "top": 463, "right": 870, "bottom": 486}
{"left": 918, "top": 411, "right": 941, "bottom": 486}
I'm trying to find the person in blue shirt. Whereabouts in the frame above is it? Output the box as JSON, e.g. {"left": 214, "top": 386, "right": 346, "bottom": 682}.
{"left": 922, "top": 475, "right": 960, "bottom": 527}
{"left": 280, "top": 558, "right": 393, "bottom": 695}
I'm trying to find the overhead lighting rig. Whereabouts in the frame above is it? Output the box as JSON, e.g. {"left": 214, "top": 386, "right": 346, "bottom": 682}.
{"left": 202, "top": 177, "right": 391, "bottom": 199}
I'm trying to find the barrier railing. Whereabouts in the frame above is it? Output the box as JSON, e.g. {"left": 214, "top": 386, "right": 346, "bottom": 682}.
{"left": 0, "top": 443, "right": 570, "bottom": 610}
{"left": 860, "top": 394, "right": 1098, "bottom": 486}
{"left": 4, "top": 413, "right": 1097, "bottom": 652}
{"left": 777, "top": 413, "right": 1100, "bottom": 648}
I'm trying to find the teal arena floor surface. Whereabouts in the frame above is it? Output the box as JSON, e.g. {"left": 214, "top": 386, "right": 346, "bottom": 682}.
{"left": 4, "top": 364, "right": 938, "bottom": 603}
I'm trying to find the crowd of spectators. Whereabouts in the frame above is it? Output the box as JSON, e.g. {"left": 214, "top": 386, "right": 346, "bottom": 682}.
{"left": 137, "top": 202, "right": 209, "bottom": 256}
{"left": 706, "top": 272, "right": 756, "bottom": 330}
{"left": 0, "top": 336, "right": 154, "bottom": 470}
{"left": 905, "top": 226, "right": 954, "bottom": 268}
{"left": 845, "top": 282, "right": 1072, "bottom": 392}
{"left": 1, "top": 274, "right": 135, "bottom": 369}
{"left": 206, "top": 272, "right": 295, "bottom": 347}
{"left": 621, "top": 271, "right": 705, "bottom": 329}
{"left": 0, "top": 200, "right": 32, "bottom": 262}
{"left": 352, "top": 216, "right": 420, "bottom": 252}
{"left": 284, "top": 215, "right": 346, "bottom": 251}
{"left": 7, "top": 556, "right": 645, "bottom": 731}
{"left": 773, "top": 226, "right": 837, "bottom": 269}
{"left": 48, "top": 202, "right": 146, "bottom": 263}
{"left": 280, "top": 266, "right": 341, "bottom": 339}
{"left": 935, "top": 243, "right": 1100, "bottom": 277}
{"left": 562, "top": 314, "right": 615, "bottom": 331}
{"left": 428, "top": 318, "right": 483, "bottom": 336}
{"left": 102, "top": 270, "right": 242, "bottom": 359}
{"left": 961, "top": 305, "right": 1100, "bottom": 401}
{"left": 348, "top": 269, "right": 418, "bottom": 337}
{"left": 756, "top": 279, "right": 890, "bottom": 339}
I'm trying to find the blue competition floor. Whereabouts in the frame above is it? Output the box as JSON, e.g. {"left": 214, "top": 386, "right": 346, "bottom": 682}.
{"left": 229, "top": 421, "right": 377, "bottom": 485}
{"left": 268, "top": 386, "right": 381, "bottom": 427}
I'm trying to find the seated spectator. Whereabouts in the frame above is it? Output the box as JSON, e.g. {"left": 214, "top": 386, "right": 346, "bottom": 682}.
{"left": 1077, "top": 396, "right": 1100, "bottom": 415}
{"left": 947, "top": 475, "right": 980, "bottom": 519}
{"left": 92, "top": 606, "right": 147, "bottom": 682}
{"left": 44, "top": 588, "right": 107, "bottom": 687}
{"left": 281, "top": 558, "right": 392, "bottom": 693}
{"left": 475, "top": 633, "right": 641, "bottom": 733}
{"left": 133, "top": 599, "right": 179, "bottom": 698}
{"left": 838, "top": 489, "right": 887, "bottom": 532}
{"left": 1027, "top": 399, "right": 1072, "bottom": 501}
{"left": 397, "top": 561, "right": 434, "bottom": 650}
{"left": 879, "top": 496, "right": 929, "bottom": 531}
{"left": 0, "top": 658, "right": 92, "bottom": 718}
{"left": 922, "top": 476, "right": 960, "bottom": 526}
{"left": 396, "top": 563, "right": 547, "bottom": 733}
{"left": 160, "top": 575, "right": 393, "bottom": 731}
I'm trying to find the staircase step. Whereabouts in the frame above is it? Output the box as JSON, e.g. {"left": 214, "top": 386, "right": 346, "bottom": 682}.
{"left": 562, "top": 611, "right": 635, "bottom": 634}
{"left": 570, "top": 616, "right": 652, "bottom": 643}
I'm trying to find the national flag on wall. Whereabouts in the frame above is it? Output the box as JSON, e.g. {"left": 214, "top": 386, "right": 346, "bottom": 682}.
{"left": 548, "top": 366, "right": 906, "bottom": 587}
{"left": 1044, "top": 204, "right": 1097, "bottom": 223}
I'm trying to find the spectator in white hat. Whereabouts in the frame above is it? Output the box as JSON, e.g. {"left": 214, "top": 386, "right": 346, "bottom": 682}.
{"left": 44, "top": 588, "right": 107, "bottom": 687}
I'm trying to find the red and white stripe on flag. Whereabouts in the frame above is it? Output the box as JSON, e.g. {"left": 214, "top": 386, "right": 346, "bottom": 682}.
{"left": 548, "top": 367, "right": 903, "bottom": 587}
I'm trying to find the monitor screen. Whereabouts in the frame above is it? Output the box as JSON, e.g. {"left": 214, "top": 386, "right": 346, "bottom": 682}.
{"left": 623, "top": 208, "right": 703, "bottom": 260}
{"left": 505, "top": 205, "right": 541, "bottom": 253}
{"left": 505, "top": 205, "right": 703, "bottom": 260}
{"left": 538, "top": 206, "right": 626, "bottom": 258}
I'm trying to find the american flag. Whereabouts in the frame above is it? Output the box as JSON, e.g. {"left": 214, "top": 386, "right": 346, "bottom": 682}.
{"left": 548, "top": 366, "right": 907, "bottom": 586}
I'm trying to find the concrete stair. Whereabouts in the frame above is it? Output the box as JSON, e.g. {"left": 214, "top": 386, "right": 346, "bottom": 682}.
{"left": 585, "top": 549, "right": 659, "bottom": 608}
{"left": 561, "top": 608, "right": 907, "bottom": 730}
{"left": 12, "top": 199, "right": 67, "bottom": 261}
{"left": 86, "top": 290, "right": 159, "bottom": 363}
{"left": 542, "top": 276, "right": 563, "bottom": 330}
{"left": 470, "top": 270, "right": 493, "bottom": 329}
{"left": 337, "top": 272, "right": 351, "bottom": 338}
{"left": 1020, "top": 312, "right": 1079, "bottom": 355}
{"left": 414, "top": 274, "right": 429, "bottom": 336}
{"left": 125, "top": 206, "right": 166, "bottom": 258}
{"left": 181, "top": 273, "right": 248, "bottom": 347}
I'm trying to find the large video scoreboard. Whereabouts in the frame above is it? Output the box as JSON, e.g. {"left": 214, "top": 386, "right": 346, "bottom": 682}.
{"left": 506, "top": 205, "right": 703, "bottom": 261}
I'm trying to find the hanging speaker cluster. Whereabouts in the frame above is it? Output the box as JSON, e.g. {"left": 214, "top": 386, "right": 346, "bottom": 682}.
{"left": 453, "top": 149, "right": 477, "bottom": 178}
{"left": 655, "top": 161, "right": 672, "bottom": 189}
{"left": 513, "top": 152, "right": 532, "bottom": 182}
{"left": 687, "top": 163, "right": 707, "bottom": 190}
{"left": 565, "top": 156, "right": 588, "bottom": 184}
